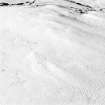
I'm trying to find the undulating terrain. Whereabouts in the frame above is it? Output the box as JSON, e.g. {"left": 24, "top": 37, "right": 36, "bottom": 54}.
{"left": 0, "top": 0, "right": 105, "bottom": 105}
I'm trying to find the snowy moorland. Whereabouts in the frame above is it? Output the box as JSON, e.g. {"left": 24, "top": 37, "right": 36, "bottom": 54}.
{"left": 0, "top": 0, "right": 105, "bottom": 105}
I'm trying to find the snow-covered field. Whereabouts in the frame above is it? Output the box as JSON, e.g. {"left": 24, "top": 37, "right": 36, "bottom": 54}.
{"left": 0, "top": 1, "right": 105, "bottom": 105}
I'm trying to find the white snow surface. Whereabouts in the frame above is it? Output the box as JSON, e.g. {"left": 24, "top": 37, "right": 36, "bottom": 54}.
{"left": 0, "top": 0, "right": 33, "bottom": 3}
{"left": 0, "top": 2, "right": 105, "bottom": 105}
